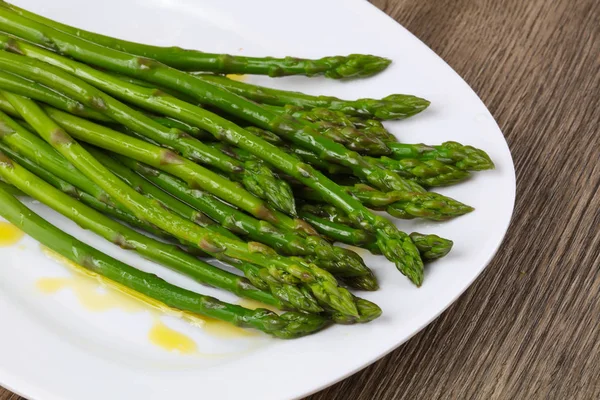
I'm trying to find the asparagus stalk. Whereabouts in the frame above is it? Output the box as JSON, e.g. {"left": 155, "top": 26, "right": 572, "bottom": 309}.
{"left": 0, "top": 1, "right": 390, "bottom": 79}
{"left": 1, "top": 95, "right": 362, "bottom": 318}
{"left": 274, "top": 105, "right": 494, "bottom": 171}
{"left": 195, "top": 75, "right": 429, "bottom": 120}
{"left": 0, "top": 69, "right": 110, "bottom": 122}
{"left": 0, "top": 148, "right": 283, "bottom": 306}
{"left": 365, "top": 155, "right": 471, "bottom": 187}
{"left": 0, "top": 181, "right": 327, "bottom": 338}
{"left": 113, "top": 154, "right": 372, "bottom": 279}
{"left": 0, "top": 141, "right": 171, "bottom": 240}
{"left": 0, "top": 33, "right": 422, "bottom": 194}
{"left": 299, "top": 184, "right": 473, "bottom": 221}
{"left": 298, "top": 209, "right": 453, "bottom": 261}
{"left": 1, "top": 141, "right": 328, "bottom": 313}
{"left": 0, "top": 20, "right": 424, "bottom": 284}
{"left": 386, "top": 142, "right": 495, "bottom": 171}
{"left": 284, "top": 105, "right": 397, "bottom": 143}
{"left": 0, "top": 55, "right": 295, "bottom": 215}
{"left": 84, "top": 145, "right": 243, "bottom": 241}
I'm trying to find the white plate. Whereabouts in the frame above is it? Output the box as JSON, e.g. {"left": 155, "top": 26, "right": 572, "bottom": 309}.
{"left": 0, "top": 0, "right": 515, "bottom": 399}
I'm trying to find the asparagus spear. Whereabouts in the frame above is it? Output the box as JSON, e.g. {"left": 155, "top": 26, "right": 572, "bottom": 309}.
{"left": 0, "top": 141, "right": 172, "bottom": 240}
{"left": 0, "top": 182, "right": 327, "bottom": 338}
{"left": 0, "top": 149, "right": 282, "bottom": 306}
{"left": 299, "top": 184, "right": 473, "bottom": 221}
{"left": 1, "top": 141, "right": 329, "bottom": 314}
{"left": 0, "top": 69, "right": 110, "bottom": 122}
{"left": 0, "top": 33, "right": 422, "bottom": 194}
{"left": 268, "top": 104, "right": 397, "bottom": 143}
{"left": 0, "top": 1, "right": 390, "bottom": 79}
{"left": 298, "top": 209, "right": 453, "bottom": 261}
{"left": 409, "top": 232, "right": 454, "bottom": 261}
{"left": 0, "top": 56, "right": 295, "bottom": 215}
{"left": 84, "top": 145, "right": 242, "bottom": 241}
{"left": 113, "top": 154, "right": 372, "bottom": 279}
{"left": 273, "top": 105, "right": 494, "bottom": 171}
{"left": 387, "top": 142, "right": 495, "bottom": 171}
{"left": 0, "top": 21, "right": 424, "bottom": 284}
{"left": 1, "top": 95, "right": 361, "bottom": 318}
{"left": 195, "top": 75, "right": 429, "bottom": 120}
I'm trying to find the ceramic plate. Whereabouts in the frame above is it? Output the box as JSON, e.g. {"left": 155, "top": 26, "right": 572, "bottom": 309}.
{"left": 0, "top": 0, "right": 515, "bottom": 399}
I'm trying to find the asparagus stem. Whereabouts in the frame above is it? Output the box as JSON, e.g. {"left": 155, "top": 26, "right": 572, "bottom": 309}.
{"left": 273, "top": 105, "right": 493, "bottom": 172}
{"left": 1, "top": 95, "right": 361, "bottom": 317}
{"left": 0, "top": 50, "right": 296, "bottom": 216}
{"left": 114, "top": 154, "right": 372, "bottom": 279}
{"left": 0, "top": 15, "right": 424, "bottom": 284}
{"left": 0, "top": 141, "right": 172, "bottom": 240}
{"left": 0, "top": 69, "right": 110, "bottom": 121}
{"left": 266, "top": 104, "right": 398, "bottom": 142}
{"left": 387, "top": 142, "right": 495, "bottom": 171}
{"left": 298, "top": 184, "right": 474, "bottom": 221}
{"left": 195, "top": 75, "right": 429, "bottom": 120}
{"left": 0, "top": 181, "right": 327, "bottom": 338}
{"left": 1, "top": 141, "right": 328, "bottom": 313}
{"left": 0, "top": 148, "right": 283, "bottom": 306}
{"left": 0, "top": 1, "right": 390, "bottom": 79}
{"left": 299, "top": 209, "right": 453, "bottom": 261}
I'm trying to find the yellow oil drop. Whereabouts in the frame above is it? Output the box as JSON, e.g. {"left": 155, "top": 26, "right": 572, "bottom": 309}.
{"left": 202, "top": 317, "right": 258, "bottom": 339}
{"left": 238, "top": 298, "right": 280, "bottom": 313}
{"left": 149, "top": 319, "right": 198, "bottom": 354}
{"left": 226, "top": 74, "right": 246, "bottom": 82}
{"left": 37, "top": 277, "right": 70, "bottom": 293}
{"left": 0, "top": 222, "right": 24, "bottom": 246}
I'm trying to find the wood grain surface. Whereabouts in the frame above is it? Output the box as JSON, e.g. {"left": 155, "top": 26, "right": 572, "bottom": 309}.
{"left": 1, "top": 0, "right": 599, "bottom": 399}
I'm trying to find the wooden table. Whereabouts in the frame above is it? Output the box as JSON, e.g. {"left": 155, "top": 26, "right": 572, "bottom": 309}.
{"left": 2, "top": 0, "right": 599, "bottom": 399}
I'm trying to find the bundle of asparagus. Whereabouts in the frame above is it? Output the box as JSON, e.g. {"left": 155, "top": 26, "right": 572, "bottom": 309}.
{"left": 0, "top": 1, "right": 494, "bottom": 338}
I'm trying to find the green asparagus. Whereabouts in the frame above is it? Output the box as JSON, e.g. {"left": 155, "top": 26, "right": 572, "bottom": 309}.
{"left": 1, "top": 141, "right": 330, "bottom": 314}
{"left": 0, "top": 33, "right": 421, "bottom": 195}
{"left": 0, "top": 149, "right": 284, "bottom": 306}
{"left": 3, "top": 92, "right": 362, "bottom": 318}
{"left": 298, "top": 184, "right": 474, "bottom": 221}
{"left": 195, "top": 75, "right": 429, "bottom": 120}
{"left": 0, "top": 1, "right": 390, "bottom": 79}
{"left": 0, "top": 181, "right": 327, "bottom": 338}
{"left": 276, "top": 105, "right": 397, "bottom": 142}
{"left": 0, "top": 34, "right": 423, "bottom": 283}
{"left": 113, "top": 154, "right": 372, "bottom": 279}
{"left": 274, "top": 105, "right": 493, "bottom": 171}
{"left": 387, "top": 142, "right": 495, "bottom": 171}
{"left": 0, "top": 51, "right": 296, "bottom": 216}
{"left": 298, "top": 209, "right": 453, "bottom": 261}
